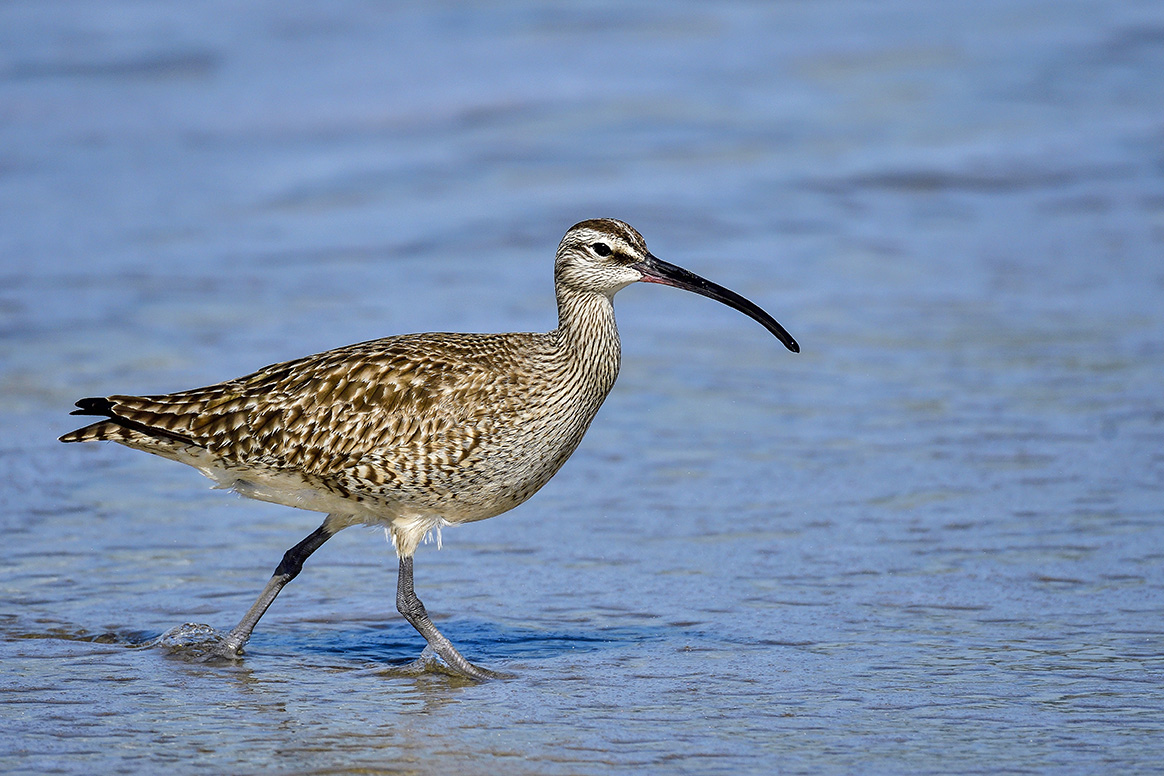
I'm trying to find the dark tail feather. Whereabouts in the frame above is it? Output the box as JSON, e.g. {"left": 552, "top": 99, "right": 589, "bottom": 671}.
{"left": 70, "top": 397, "right": 116, "bottom": 417}
{"left": 61, "top": 396, "right": 195, "bottom": 446}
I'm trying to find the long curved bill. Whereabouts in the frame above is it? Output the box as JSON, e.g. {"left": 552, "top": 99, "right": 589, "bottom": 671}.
{"left": 632, "top": 254, "right": 800, "bottom": 353}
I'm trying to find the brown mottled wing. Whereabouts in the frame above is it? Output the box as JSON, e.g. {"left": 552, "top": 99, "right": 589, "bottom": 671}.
{"left": 63, "top": 332, "right": 534, "bottom": 483}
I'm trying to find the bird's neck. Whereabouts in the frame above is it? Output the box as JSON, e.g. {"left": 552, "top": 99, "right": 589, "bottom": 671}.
{"left": 552, "top": 286, "right": 622, "bottom": 394}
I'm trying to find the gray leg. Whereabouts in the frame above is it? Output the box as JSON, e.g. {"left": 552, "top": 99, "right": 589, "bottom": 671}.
{"left": 396, "top": 555, "right": 501, "bottom": 680}
{"left": 212, "top": 519, "right": 335, "bottom": 658}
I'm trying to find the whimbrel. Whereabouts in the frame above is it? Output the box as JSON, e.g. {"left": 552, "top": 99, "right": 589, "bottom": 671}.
{"left": 60, "top": 218, "right": 798, "bottom": 679}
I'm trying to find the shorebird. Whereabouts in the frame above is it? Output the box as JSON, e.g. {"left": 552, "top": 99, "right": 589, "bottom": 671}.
{"left": 60, "top": 218, "right": 798, "bottom": 679}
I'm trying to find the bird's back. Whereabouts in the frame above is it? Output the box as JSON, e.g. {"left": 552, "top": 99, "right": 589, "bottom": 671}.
{"left": 62, "top": 329, "right": 615, "bottom": 530}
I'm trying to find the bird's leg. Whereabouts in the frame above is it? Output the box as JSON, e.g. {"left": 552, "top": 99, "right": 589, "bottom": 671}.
{"left": 395, "top": 555, "right": 502, "bottom": 680}
{"left": 212, "top": 519, "right": 336, "bottom": 658}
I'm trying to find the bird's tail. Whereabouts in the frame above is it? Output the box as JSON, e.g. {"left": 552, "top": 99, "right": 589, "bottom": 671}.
{"left": 59, "top": 396, "right": 194, "bottom": 446}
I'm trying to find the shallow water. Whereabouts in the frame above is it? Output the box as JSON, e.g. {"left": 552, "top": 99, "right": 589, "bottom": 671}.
{"left": 3, "top": 1, "right": 1163, "bottom": 774}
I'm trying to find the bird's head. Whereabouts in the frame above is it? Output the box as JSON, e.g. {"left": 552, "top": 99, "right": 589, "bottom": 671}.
{"left": 555, "top": 218, "right": 799, "bottom": 353}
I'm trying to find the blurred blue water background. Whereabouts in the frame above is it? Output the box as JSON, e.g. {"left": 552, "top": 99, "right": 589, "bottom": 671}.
{"left": 2, "top": 1, "right": 1162, "bottom": 774}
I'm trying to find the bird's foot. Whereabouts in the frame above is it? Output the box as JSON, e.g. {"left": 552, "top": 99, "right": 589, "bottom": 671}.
{"left": 199, "top": 630, "right": 248, "bottom": 661}
{"left": 394, "top": 645, "right": 440, "bottom": 675}
{"left": 144, "top": 623, "right": 243, "bottom": 662}
{"left": 392, "top": 645, "right": 510, "bottom": 680}
{"left": 204, "top": 641, "right": 245, "bottom": 661}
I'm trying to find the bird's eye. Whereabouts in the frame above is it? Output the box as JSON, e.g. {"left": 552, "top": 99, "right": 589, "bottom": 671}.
{"left": 591, "top": 242, "right": 612, "bottom": 257}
